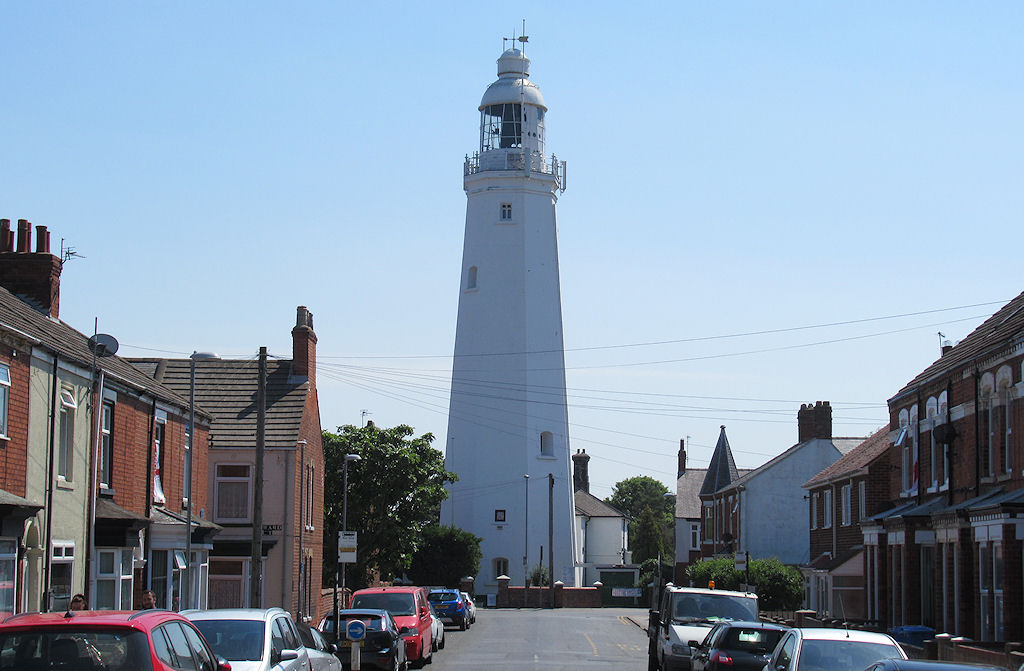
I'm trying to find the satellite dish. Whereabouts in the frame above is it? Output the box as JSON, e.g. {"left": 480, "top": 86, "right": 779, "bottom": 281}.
{"left": 87, "top": 333, "right": 119, "bottom": 357}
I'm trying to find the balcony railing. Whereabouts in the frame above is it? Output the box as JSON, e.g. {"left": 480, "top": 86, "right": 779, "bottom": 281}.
{"left": 464, "top": 150, "right": 566, "bottom": 192}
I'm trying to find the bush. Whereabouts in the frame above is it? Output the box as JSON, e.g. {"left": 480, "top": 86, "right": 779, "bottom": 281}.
{"left": 685, "top": 556, "right": 802, "bottom": 611}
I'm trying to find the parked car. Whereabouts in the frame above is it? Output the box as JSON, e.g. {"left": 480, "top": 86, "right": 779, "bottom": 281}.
{"left": 350, "top": 586, "right": 433, "bottom": 667}
{"left": 0, "top": 609, "right": 230, "bottom": 671}
{"left": 647, "top": 585, "right": 760, "bottom": 671}
{"left": 689, "top": 620, "right": 788, "bottom": 671}
{"left": 426, "top": 589, "right": 471, "bottom": 630}
{"left": 185, "top": 607, "right": 311, "bottom": 671}
{"left": 427, "top": 605, "right": 445, "bottom": 652}
{"left": 297, "top": 621, "right": 343, "bottom": 671}
{"left": 460, "top": 592, "right": 477, "bottom": 624}
{"left": 762, "top": 627, "right": 907, "bottom": 671}
{"left": 320, "top": 608, "right": 409, "bottom": 671}
{"left": 863, "top": 661, "right": 1005, "bottom": 671}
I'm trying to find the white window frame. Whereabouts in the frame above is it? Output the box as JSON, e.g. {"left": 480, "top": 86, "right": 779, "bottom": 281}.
{"left": 58, "top": 389, "right": 77, "bottom": 482}
{"left": 493, "top": 557, "right": 509, "bottom": 580}
{"left": 100, "top": 401, "right": 114, "bottom": 490}
{"left": 858, "top": 480, "right": 866, "bottom": 520}
{"left": 50, "top": 541, "right": 75, "bottom": 611}
{"left": 539, "top": 431, "right": 553, "bottom": 457}
{"left": 822, "top": 488, "right": 833, "bottom": 529}
{"left": 0, "top": 538, "right": 17, "bottom": 614}
{"left": 0, "top": 363, "right": 10, "bottom": 439}
{"left": 810, "top": 492, "right": 818, "bottom": 530}
{"left": 153, "top": 418, "right": 167, "bottom": 505}
{"left": 840, "top": 483, "right": 851, "bottom": 526}
{"left": 214, "top": 463, "right": 253, "bottom": 523}
{"left": 94, "top": 547, "right": 134, "bottom": 610}
{"left": 1002, "top": 386, "right": 1013, "bottom": 475}
{"left": 500, "top": 203, "right": 513, "bottom": 221}
{"left": 466, "top": 266, "right": 478, "bottom": 290}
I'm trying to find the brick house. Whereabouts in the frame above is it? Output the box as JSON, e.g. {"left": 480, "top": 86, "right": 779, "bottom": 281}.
{"left": 802, "top": 427, "right": 891, "bottom": 620}
{"left": 863, "top": 291, "right": 1024, "bottom": 641}
{"left": 131, "top": 306, "right": 325, "bottom": 620}
{"left": 701, "top": 405, "right": 862, "bottom": 566}
{"left": 0, "top": 218, "right": 215, "bottom": 613}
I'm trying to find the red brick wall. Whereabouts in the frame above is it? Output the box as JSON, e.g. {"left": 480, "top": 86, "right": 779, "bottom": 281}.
{"left": 0, "top": 344, "right": 30, "bottom": 498}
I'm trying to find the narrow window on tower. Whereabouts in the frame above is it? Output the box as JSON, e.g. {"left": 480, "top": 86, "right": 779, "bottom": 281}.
{"left": 540, "top": 431, "right": 553, "bottom": 457}
{"left": 466, "top": 266, "right": 478, "bottom": 290}
{"left": 494, "top": 509, "right": 506, "bottom": 522}
{"left": 500, "top": 203, "right": 513, "bottom": 221}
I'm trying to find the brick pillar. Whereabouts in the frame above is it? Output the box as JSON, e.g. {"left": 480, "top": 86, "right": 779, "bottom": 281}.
{"left": 460, "top": 575, "right": 475, "bottom": 598}
{"left": 553, "top": 581, "right": 564, "bottom": 608}
{"left": 497, "top": 575, "right": 510, "bottom": 608}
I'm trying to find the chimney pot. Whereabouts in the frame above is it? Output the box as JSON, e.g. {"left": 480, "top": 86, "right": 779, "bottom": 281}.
{"left": 16, "top": 220, "right": 31, "bottom": 253}
{"left": 35, "top": 225, "right": 50, "bottom": 253}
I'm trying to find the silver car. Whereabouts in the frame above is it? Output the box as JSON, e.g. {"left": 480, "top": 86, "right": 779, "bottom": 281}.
{"left": 185, "top": 607, "right": 312, "bottom": 671}
{"left": 297, "top": 621, "right": 343, "bottom": 671}
{"left": 762, "top": 627, "right": 907, "bottom": 671}
{"left": 460, "top": 592, "right": 477, "bottom": 624}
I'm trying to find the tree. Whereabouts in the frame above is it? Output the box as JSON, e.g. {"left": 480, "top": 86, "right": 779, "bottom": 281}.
{"left": 630, "top": 505, "right": 667, "bottom": 564}
{"left": 685, "top": 556, "right": 803, "bottom": 611}
{"left": 323, "top": 423, "right": 457, "bottom": 588}
{"left": 606, "top": 476, "right": 675, "bottom": 562}
{"left": 408, "top": 525, "right": 482, "bottom": 588}
{"left": 529, "top": 564, "right": 550, "bottom": 587}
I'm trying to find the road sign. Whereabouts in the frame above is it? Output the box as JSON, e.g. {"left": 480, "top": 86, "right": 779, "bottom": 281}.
{"left": 338, "top": 531, "right": 357, "bottom": 564}
{"left": 346, "top": 619, "right": 366, "bottom": 641}
{"left": 735, "top": 551, "right": 748, "bottom": 571}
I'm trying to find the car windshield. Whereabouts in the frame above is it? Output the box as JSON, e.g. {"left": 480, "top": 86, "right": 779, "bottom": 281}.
{"left": 192, "top": 619, "right": 265, "bottom": 661}
{"left": 427, "top": 592, "right": 459, "bottom": 603}
{"left": 670, "top": 593, "right": 757, "bottom": 622}
{"left": 798, "top": 639, "right": 903, "bottom": 671}
{"left": 722, "top": 627, "right": 785, "bottom": 653}
{"left": 0, "top": 628, "right": 154, "bottom": 671}
{"left": 351, "top": 593, "right": 417, "bottom": 616}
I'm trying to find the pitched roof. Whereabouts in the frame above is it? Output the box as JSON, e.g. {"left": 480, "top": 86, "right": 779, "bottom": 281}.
{"left": 130, "top": 358, "right": 310, "bottom": 450}
{"left": 574, "top": 490, "right": 625, "bottom": 518}
{"left": 0, "top": 286, "right": 195, "bottom": 410}
{"left": 700, "top": 426, "right": 739, "bottom": 497}
{"left": 891, "top": 291, "right": 1024, "bottom": 402}
{"left": 804, "top": 427, "right": 890, "bottom": 488}
{"left": 675, "top": 468, "right": 708, "bottom": 519}
{"left": 726, "top": 437, "right": 861, "bottom": 492}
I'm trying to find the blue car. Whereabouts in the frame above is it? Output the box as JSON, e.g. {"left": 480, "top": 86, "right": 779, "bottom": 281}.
{"left": 426, "top": 590, "right": 471, "bottom": 631}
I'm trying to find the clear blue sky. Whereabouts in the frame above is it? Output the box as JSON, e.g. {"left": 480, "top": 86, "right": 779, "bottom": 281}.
{"left": 3, "top": 2, "right": 1021, "bottom": 498}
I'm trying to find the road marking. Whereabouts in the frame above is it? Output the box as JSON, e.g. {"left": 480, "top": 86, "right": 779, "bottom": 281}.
{"left": 583, "top": 633, "right": 599, "bottom": 656}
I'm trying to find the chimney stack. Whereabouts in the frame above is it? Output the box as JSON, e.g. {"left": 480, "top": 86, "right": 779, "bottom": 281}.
{"left": 678, "top": 438, "right": 687, "bottom": 476}
{"left": 291, "top": 306, "right": 317, "bottom": 386}
{"left": 0, "top": 219, "right": 63, "bottom": 318}
{"left": 797, "top": 401, "right": 832, "bottom": 442}
{"left": 572, "top": 449, "right": 590, "bottom": 493}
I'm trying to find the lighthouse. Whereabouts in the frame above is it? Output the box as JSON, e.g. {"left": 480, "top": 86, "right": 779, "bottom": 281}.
{"left": 441, "top": 41, "right": 577, "bottom": 596}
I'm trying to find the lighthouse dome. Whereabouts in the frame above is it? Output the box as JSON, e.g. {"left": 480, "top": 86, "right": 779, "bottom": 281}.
{"left": 479, "top": 48, "right": 547, "bottom": 111}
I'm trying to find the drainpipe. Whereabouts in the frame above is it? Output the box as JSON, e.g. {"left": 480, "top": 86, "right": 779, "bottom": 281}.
{"left": 282, "top": 452, "right": 292, "bottom": 613}
{"left": 143, "top": 398, "right": 156, "bottom": 592}
{"left": 915, "top": 388, "right": 923, "bottom": 504}
{"left": 84, "top": 369, "right": 105, "bottom": 605}
{"left": 297, "top": 440, "right": 306, "bottom": 619}
{"left": 946, "top": 379, "right": 954, "bottom": 507}
{"left": 41, "top": 356, "right": 59, "bottom": 611}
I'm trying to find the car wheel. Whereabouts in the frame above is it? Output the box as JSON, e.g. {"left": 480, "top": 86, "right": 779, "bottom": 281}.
{"left": 647, "top": 648, "right": 659, "bottom": 671}
{"left": 459, "top": 617, "right": 467, "bottom": 631}
{"left": 439, "top": 633, "right": 445, "bottom": 650}
{"left": 431, "top": 635, "right": 438, "bottom": 653}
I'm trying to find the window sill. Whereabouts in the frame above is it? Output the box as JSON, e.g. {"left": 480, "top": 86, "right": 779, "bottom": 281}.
{"left": 56, "top": 478, "right": 74, "bottom": 491}
{"left": 0, "top": 435, "right": 8, "bottom": 445}
{"left": 996, "top": 473, "right": 1012, "bottom": 482}
{"left": 939, "top": 483, "right": 949, "bottom": 492}
{"left": 99, "top": 487, "right": 116, "bottom": 497}
{"left": 536, "top": 455, "right": 557, "bottom": 460}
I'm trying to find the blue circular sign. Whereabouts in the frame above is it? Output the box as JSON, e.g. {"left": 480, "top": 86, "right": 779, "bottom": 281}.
{"left": 346, "top": 619, "right": 366, "bottom": 642}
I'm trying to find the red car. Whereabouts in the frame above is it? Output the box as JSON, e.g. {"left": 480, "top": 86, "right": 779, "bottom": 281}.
{"left": 0, "top": 609, "right": 231, "bottom": 671}
{"left": 349, "top": 586, "right": 434, "bottom": 668}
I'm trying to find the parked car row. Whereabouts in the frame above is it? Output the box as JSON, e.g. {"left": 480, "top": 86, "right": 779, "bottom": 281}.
{"left": 319, "top": 585, "right": 479, "bottom": 670}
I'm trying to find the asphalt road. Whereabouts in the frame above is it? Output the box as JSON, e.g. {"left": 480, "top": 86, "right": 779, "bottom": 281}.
{"left": 425, "top": 607, "right": 650, "bottom": 671}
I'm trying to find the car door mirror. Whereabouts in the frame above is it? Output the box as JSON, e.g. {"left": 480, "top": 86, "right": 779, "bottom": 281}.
{"left": 688, "top": 640, "right": 701, "bottom": 649}
{"left": 279, "top": 649, "right": 299, "bottom": 662}
{"left": 399, "top": 626, "right": 414, "bottom": 636}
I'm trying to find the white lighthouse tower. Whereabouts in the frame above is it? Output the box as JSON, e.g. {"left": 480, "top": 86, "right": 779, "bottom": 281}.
{"left": 442, "top": 40, "right": 577, "bottom": 596}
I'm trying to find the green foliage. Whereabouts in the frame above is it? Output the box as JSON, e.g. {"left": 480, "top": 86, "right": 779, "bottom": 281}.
{"left": 631, "top": 506, "right": 667, "bottom": 564}
{"left": 749, "top": 557, "right": 803, "bottom": 611}
{"left": 685, "top": 556, "right": 803, "bottom": 611}
{"left": 529, "top": 564, "right": 550, "bottom": 587}
{"left": 322, "top": 423, "right": 457, "bottom": 588}
{"left": 606, "top": 476, "right": 675, "bottom": 562}
{"left": 636, "top": 556, "right": 672, "bottom": 591}
{"left": 408, "top": 525, "right": 483, "bottom": 588}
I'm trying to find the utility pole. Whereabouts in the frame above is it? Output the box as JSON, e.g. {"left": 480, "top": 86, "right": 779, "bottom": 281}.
{"left": 249, "top": 346, "right": 267, "bottom": 607}
{"left": 548, "top": 473, "right": 554, "bottom": 608}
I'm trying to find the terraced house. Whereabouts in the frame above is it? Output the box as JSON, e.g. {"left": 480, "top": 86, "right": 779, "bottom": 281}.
{"left": 0, "top": 219, "right": 215, "bottom": 613}
{"left": 861, "top": 291, "right": 1024, "bottom": 641}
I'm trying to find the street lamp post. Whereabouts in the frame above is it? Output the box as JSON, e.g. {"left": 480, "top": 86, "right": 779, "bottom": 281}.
{"left": 523, "top": 474, "right": 529, "bottom": 589}
{"left": 334, "top": 453, "right": 361, "bottom": 639}
{"left": 185, "top": 351, "right": 218, "bottom": 611}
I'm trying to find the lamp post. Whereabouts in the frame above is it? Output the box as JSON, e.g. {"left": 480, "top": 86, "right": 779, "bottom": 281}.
{"left": 334, "top": 453, "right": 361, "bottom": 639}
{"left": 523, "top": 474, "right": 529, "bottom": 588}
{"left": 185, "top": 351, "right": 219, "bottom": 611}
